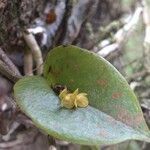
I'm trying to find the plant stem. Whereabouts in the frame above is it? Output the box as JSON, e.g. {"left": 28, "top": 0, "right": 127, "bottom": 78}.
{"left": 24, "top": 49, "right": 33, "bottom": 76}
{"left": 0, "top": 60, "right": 21, "bottom": 83}
{"left": 0, "top": 48, "right": 21, "bottom": 76}
{"left": 23, "top": 31, "right": 43, "bottom": 75}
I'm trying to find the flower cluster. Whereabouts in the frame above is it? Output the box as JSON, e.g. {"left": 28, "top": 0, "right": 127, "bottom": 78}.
{"left": 59, "top": 88, "right": 89, "bottom": 109}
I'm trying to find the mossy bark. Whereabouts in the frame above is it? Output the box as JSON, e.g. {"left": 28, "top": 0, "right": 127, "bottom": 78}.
{"left": 0, "top": 0, "right": 45, "bottom": 49}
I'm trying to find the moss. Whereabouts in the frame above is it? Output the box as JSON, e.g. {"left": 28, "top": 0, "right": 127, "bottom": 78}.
{"left": 0, "top": 0, "right": 20, "bottom": 46}
{"left": 0, "top": 0, "right": 45, "bottom": 48}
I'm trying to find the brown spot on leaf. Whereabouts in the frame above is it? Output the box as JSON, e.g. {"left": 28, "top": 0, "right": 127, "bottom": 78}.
{"left": 115, "top": 105, "right": 144, "bottom": 128}
{"left": 133, "top": 113, "right": 145, "bottom": 128}
{"left": 105, "top": 104, "right": 145, "bottom": 130}
{"left": 96, "top": 79, "right": 108, "bottom": 87}
{"left": 112, "top": 92, "right": 122, "bottom": 99}
{"left": 116, "top": 106, "right": 132, "bottom": 125}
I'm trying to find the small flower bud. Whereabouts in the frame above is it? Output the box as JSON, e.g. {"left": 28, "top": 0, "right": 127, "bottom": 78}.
{"left": 59, "top": 88, "right": 68, "bottom": 100}
{"left": 74, "top": 93, "right": 89, "bottom": 108}
{"left": 61, "top": 94, "right": 75, "bottom": 109}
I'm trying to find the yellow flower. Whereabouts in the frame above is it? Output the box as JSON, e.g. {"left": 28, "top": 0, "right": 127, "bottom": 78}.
{"left": 74, "top": 93, "right": 89, "bottom": 108}
{"left": 60, "top": 93, "right": 75, "bottom": 109}
{"left": 59, "top": 88, "right": 89, "bottom": 109}
{"left": 59, "top": 88, "right": 68, "bottom": 100}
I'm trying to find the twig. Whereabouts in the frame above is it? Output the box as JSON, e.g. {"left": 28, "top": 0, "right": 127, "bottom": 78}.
{"left": 2, "top": 122, "right": 20, "bottom": 141}
{"left": 16, "top": 114, "right": 34, "bottom": 128}
{"left": 49, "top": 145, "right": 57, "bottom": 150}
{"left": 0, "top": 138, "right": 23, "bottom": 148}
{"left": 46, "top": 0, "right": 67, "bottom": 48}
{"left": 0, "top": 129, "right": 39, "bottom": 148}
{"left": 23, "top": 31, "right": 43, "bottom": 75}
{"left": 0, "top": 48, "right": 21, "bottom": 76}
{"left": 114, "top": 6, "right": 143, "bottom": 44}
{"left": 28, "top": 1, "right": 66, "bottom": 48}
{"left": 97, "top": 43, "right": 119, "bottom": 57}
{"left": 121, "top": 54, "right": 150, "bottom": 69}
{"left": 96, "top": 6, "right": 143, "bottom": 57}
{"left": 122, "top": 57, "right": 142, "bottom": 68}
{"left": 63, "top": 0, "right": 98, "bottom": 44}
{"left": 0, "top": 60, "right": 21, "bottom": 83}
{"left": 32, "top": 63, "right": 44, "bottom": 72}
{"left": 52, "top": 0, "right": 72, "bottom": 46}
{"left": 91, "top": 21, "right": 123, "bottom": 51}
{"left": 24, "top": 49, "right": 33, "bottom": 76}
{"left": 126, "top": 70, "right": 148, "bottom": 81}
{"left": 142, "top": 0, "right": 150, "bottom": 73}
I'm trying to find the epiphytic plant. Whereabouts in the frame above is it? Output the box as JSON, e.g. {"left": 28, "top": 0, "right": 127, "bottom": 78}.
{"left": 14, "top": 45, "right": 150, "bottom": 149}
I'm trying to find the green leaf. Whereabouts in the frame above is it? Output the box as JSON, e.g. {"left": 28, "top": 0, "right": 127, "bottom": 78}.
{"left": 14, "top": 76, "right": 150, "bottom": 145}
{"left": 44, "top": 45, "right": 149, "bottom": 131}
{"left": 14, "top": 45, "right": 150, "bottom": 145}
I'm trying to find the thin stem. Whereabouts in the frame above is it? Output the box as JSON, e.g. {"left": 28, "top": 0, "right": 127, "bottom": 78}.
{"left": 24, "top": 49, "right": 33, "bottom": 76}
{"left": 23, "top": 31, "right": 43, "bottom": 75}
